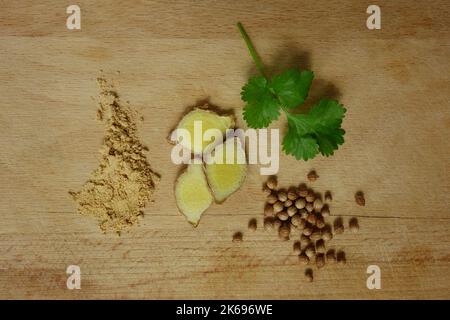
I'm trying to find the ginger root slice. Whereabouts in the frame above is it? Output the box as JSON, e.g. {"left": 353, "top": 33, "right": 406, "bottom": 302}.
{"left": 175, "top": 163, "right": 213, "bottom": 226}
{"left": 174, "top": 107, "right": 234, "bottom": 154}
{"left": 204, "top": 137, "right": 247, "bottom": 203}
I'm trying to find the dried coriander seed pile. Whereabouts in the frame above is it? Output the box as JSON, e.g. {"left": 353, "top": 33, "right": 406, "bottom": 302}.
{"left": 232, "top": 170, "right": 364, "bottom": 283}
{"left": 262, "top": 173, "right": 360, "bottom": 282}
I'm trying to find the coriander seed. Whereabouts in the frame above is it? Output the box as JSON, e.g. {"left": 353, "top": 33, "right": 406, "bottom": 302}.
{"left": 291, "top": 214, "right": 302, "bottom": 227}
{"left": 278, "top": 191, "right": 287, "bottom": 202}
{"left": 232, "top": 232, "right": 243, "bottom": 242}
{"left": 264, "top": 204, "right": 274, "bottom": 217}
{"left": 299, "top": 209, "right": 308, "bottom": 219}
{"left": 321, "top": 205, "right": 330, "bottom": 217}
{"left": 267, "top": 193, "right": 278, "bottom": 204}
{"left": 248, "top": 218, "right": 257, "bottom": 231}
{"left": 334, "top": 225, "right": 344, "bottom": 234}
{"left": 326, "top": 249, "right": 337, "bottom": 263}
{"left": 266, "top": 176, "right": 277, "bottom": 190}
{"left": 337, "top": 251, "right": 346, "bottom": 264}
{"left": 324, "top": 191, "right": 332, "bottom": 202}
{"left": 287, "top": 206, "right": 297, "bottom": 217}
{"left": 305, "top": 269, "right": 313, "bottom": 282}
{"left": 349, "top": 217, "right": 359, "bottom": 233}
{"left": 310, "top": 230, "right": 322, "bottom": 241}
{"left": 322, "top": 228, "right": 333, "bottom": 241}
{"left": 305, "top": 202, "right": 314, "bottom": 212}
{"left": 333, "top": 217, "right": 344, "bottom": 235}
{"left": 307, "top": 213, "right": 317, "bottom": 225}
{"left": 355, "top": 191, "right": 365, "bottom": 206}
{"left": 273, "top": 201, "right": 284, "bottom": 213}
{"left": 284, "top": 199, "right": 293, "bottom": 208}
{"left": 295, "top": 198, "right": 306, "bottom": 209}
{"left": 263, "top": 217, "right": 274, "bottom": 231}
{"left": 316, "top": 253, "right": 325, "bottom": 268}
{"left": 316, "top": 239, "right": 325, "bottom": 254}
{"left": 307, "top": 170, "right": 319, "bottom": 182}
{"left": 306, "top": 191, "right": 316, "bottom": 203}
{"left": 305, "top": 244, "right": 316, "bottom": 258}
{"left": 305, "top": 191, "right": 316, "bottom": 203}
{"left": 313, "top": 198, "right": 323, "bottom": 211}
{"left": 263, "top": 184, "right": 272, "bottom": 195}
{"left": 278, "top": 224, "right": 291, "bottom": 240}
{"left": 299, "top": 253, "right": 310, "bottom": 265}
{"left": 273, "top": 219, "right": 282, "bottom": 230}
{"left": 302, "top": 225, "right": 313, "bottom": 236}
{"left": 278, "top": 190, "right": 288, "bottom": 202}
{"left": 298, "top": 218, "right": 306, "bottom": 230}
{"left": 301, "top": 234, "right": 311, "bottom": 247}
{"left": 293, "top": 241, "right": 301, "bottom": 254}
{"left": 277, "top": 211, "right": 289, "bottom": 221}
{"left": 297, "top": 184, "right": 308, "bottom": 198}
{"left": 316, "top": 215, "right": 325, "bottom": 229}
{"left": 287, "top": 188, "right": 298, "bottom": 201}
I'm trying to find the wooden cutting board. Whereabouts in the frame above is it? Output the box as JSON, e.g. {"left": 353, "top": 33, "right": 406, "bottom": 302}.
{"left": 0, "top": 0, "right": 449, "bottom": 299}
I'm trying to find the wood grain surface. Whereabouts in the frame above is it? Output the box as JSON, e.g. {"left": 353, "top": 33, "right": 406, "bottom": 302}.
{"left": 0, "top": 0, "right": 449, "bottom": 299}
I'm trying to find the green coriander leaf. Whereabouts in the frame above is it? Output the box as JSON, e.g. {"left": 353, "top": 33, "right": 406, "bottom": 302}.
{"left": 316, "top": 127, "right": 345, "bottom": 156}
{"left": 308, "top": 98, "right": 346, "bottom": 129}
{"left": 307, "top": 99, "right": 346, "bottom": 156}
{"left": 283, "top": 99, "right": 346, "bottom": 159}
{"left": 241, "top": 76, "right": 280, "bottom": 128}
{"left": 237, "top": 23, "right": 347, "bottom": 161}
{"left": 282, "top": 121, "right": 319, "bottom": 160}
{"left": 270, "top": 69, "right": 314, "bottom": 108}
{"left": 285, "top": 112, "right": 313, "bottom": 135}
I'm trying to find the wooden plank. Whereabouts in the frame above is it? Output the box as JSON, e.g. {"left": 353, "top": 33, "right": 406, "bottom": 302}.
{"left": 0, "top": 0, "right": 449, "bottom": 299}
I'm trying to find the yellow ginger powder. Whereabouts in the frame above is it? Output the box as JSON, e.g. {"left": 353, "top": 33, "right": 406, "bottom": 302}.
{"left": 70, "top": 77, "right": 159, "bottom": 234}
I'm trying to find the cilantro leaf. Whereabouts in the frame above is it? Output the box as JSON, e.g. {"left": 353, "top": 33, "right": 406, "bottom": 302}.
{"left": 308, "top": 99, "right": 346, "bottom": 130}
{"left": 316, "top": 127, "right": 345, "bottom": 156}
{"left": 237, "top": 22, "right": 347, "bottom": 161}
{"left": 308, "top": 99, "right": 346, "bottom": 156}
{"left": 283, "top": 99, "right": 346, "bottom": 160}
{"left": 270, "top": 69, "right": 314, "bottom": 108}
{"left": 241, "top": 76, "right": 280, "bottom": 128}
{"left": 282, "top": 121, "right": 319, "bottom": 160}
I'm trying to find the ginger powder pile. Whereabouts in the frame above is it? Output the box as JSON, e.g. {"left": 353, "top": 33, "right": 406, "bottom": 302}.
{"left": 70, "top": 77, "right": 159, "bottom": 234}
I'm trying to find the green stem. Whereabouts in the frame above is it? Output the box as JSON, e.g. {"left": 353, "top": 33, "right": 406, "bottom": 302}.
{"left": 237, "top": 22, "right": 266, "bottom": 78}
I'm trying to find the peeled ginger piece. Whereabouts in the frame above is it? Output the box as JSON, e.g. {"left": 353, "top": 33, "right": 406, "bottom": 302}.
{"left": 205, "top": 137, "right": 247, "bottom": 203}
{"left": 175, "top": 163, "right": 213, "bottom": 226}
{"left": 175, "top": 107, "right": 234, "bottom": 154}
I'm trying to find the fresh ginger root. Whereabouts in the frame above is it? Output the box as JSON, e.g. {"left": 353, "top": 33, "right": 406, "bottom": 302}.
{"left": 173, "top": 106, "right": 247, "bottom": 226}
{"left": 204, "top": 137, "right": 247, "bottom": 203}
{"left": 175, "top": 163, "right": 213, "bottom": 226}
{"left": 174, "top": 107, "right": 234, "bottom": 154}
